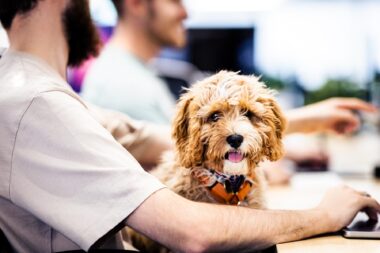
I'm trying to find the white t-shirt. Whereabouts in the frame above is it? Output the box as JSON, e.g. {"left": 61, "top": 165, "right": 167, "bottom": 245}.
{"left": 0, "top": 48, "right": 165, "bottom": 253}
{"left": 81, "top": 44, "right": 176, "bottom": 124}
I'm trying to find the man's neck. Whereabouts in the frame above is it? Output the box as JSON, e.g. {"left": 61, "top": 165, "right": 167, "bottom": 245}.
{"left": 7, "top": 1, "right": 68, "bottom": 79}
{"left": 109, "top": 20, "right": 161, "bottom": 63}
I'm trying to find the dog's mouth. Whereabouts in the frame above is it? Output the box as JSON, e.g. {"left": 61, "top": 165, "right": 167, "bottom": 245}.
{"left": 224, "top": 150, "right": 245, "bottom": 163}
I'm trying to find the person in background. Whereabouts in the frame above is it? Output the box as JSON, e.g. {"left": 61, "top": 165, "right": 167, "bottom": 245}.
{"left": 84, "top": 1, "right": 377, "bottom": 186}
{"left": 81, "top": 0, "right": 377, "bottom": 183}
{"left": 1, "top": 0, "right": 380, "bottom": 252}
{"left": 81, "top": 0, "right": 187, "bottom": 124}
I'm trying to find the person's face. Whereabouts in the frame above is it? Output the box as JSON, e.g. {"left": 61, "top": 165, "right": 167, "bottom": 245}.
{"left": 145, "top": 0, "right": 187, "bottom": 48}
{"left": 62, "top": 0, "right": 100, "bottom": 66}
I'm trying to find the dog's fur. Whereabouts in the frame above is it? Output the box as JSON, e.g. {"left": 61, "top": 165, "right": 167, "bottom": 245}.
{"left": 125, "top": 71, "right": 287, "bottom": 252}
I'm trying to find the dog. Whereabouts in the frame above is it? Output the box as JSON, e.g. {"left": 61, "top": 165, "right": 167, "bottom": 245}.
{"left": 125, "top": 71, "right": 287, "bottom": 252}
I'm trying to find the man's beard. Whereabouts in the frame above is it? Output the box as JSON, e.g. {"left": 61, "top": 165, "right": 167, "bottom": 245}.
{"left": 145, "top": 3, "right": 186, "bottom": 49}
{"left": 62, "top": 0, "right": 100, "bottom": 67}
{"left": 146, "top": 25, "right": 175, "bottom": 48}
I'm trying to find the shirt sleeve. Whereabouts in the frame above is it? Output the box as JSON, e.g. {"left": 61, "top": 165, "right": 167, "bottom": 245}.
{"left": 10, "top": 90, "right": 166, "bottom": 251}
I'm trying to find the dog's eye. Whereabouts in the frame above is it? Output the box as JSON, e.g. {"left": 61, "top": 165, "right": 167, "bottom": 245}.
{"left": 242, "top": 110, "right": 261, "bottom": 122}
{"left": 242, "top": 110, "right": 254, "bottom": 119}
{"left": 208, "top": 112, "right": 221, "bottom": 123}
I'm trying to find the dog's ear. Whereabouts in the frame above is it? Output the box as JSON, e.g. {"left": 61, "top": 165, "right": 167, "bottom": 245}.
{"left": 186, "top": 113, "right": 203, "bottom": 168}
{"left": 261, "top": 98, "right": 287, "bottom": 161}
{"left": 172, "top": 93, "right": 198, "bottom": 167}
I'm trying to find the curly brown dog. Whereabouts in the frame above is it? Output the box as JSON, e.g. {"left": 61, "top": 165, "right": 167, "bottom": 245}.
{"left": 125, "top": 71, "right": 287, "bottom": 252}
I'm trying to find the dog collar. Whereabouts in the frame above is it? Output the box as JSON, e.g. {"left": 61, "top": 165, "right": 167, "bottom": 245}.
{"left": 191, "top": 167, "right": 253, "bottom": 205}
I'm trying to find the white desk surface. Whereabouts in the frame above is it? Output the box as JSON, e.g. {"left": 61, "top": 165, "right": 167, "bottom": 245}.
{"left": 266, "top": 172, "right": 380, "bottom": 253}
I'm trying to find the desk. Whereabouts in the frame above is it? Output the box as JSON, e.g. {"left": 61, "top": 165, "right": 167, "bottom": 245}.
{"left": 266, "top": 172, "right": 380, "bottom": 253}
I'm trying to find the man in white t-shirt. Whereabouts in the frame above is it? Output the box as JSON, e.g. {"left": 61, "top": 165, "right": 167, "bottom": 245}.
{"left": 81, "top": 0, "right": 187, "bottom": 124}
{"left": 0, "top": 1, "right": 379, "bottom": 253}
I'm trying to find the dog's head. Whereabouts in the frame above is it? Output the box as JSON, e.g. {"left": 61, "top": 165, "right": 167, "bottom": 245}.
{"left": 173, "top": 71, "right": 287, "bottom": 176}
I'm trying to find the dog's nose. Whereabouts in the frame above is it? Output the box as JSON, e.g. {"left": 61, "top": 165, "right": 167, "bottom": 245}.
{"left": 226, "top": 134, "right": 244, "bottom": 149}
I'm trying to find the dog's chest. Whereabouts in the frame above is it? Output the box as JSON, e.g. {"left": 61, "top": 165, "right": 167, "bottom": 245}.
{"left": 152, "top": 162, "right": 265, "bottom": 208}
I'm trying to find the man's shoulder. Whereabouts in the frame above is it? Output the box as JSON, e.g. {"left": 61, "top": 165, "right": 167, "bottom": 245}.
{"left": 1, "top": 50, "right": 76, "bottom": 96}
{"left": 0, "top": 50, "right": 84, "bottom": 118}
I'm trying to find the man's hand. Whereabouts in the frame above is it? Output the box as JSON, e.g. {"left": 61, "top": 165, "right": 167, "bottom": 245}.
{"left": 286, "top": 98, "right": 378, "bottom": 135}
{"left": 316, "top": 185, "right": 380, "bottom": 232}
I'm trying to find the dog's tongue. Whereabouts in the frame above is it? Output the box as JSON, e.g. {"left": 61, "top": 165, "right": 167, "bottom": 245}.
{"left": 228, "top": 151, "right": 244, "bottom": 163}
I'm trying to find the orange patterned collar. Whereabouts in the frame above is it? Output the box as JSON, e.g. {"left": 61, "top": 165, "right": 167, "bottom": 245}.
{"left": 191, "top": 167, "right": 253, "bottom": 205}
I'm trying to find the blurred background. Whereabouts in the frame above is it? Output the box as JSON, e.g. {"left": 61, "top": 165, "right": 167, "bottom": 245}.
{"left": 83, "top": 0, "right": 380, "bottom": 109}
{"left": 1, "top": 0, "right": 380, "bottom": 177}
{"left": 2, "top": 0, "right": 379, "bottom": 106}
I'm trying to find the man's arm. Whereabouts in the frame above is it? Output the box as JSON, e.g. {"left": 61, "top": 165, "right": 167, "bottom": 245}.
{"left": 127, "top": 186, "right": 380, "bottom": 253}
{"left": 87, "top": 103, "right": 173, "bottom": 166}
{"left": 285, "top": 98, "right": 377, "bottom": 135}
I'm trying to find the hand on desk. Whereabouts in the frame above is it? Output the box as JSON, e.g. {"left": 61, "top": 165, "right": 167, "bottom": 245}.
{"left": 316, "top": 185, "right": 380, "bottom": 232}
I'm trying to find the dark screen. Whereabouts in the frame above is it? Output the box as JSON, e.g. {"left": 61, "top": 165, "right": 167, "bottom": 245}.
{"left": 186, "top": 28, "right": 255, "bottom": 74}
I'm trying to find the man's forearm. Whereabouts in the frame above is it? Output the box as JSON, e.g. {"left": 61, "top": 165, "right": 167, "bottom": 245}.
{"left": 127, "top": 189, "right": 332, "bottom": 252}
{"left": 284, "top": 108, "right": 314, "bottom": 135}
{"left": 189, "top": 204, "right": 331, "bottom": 252}
{"left": 225, "top": 209, "right": 330, "bottom": 249}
